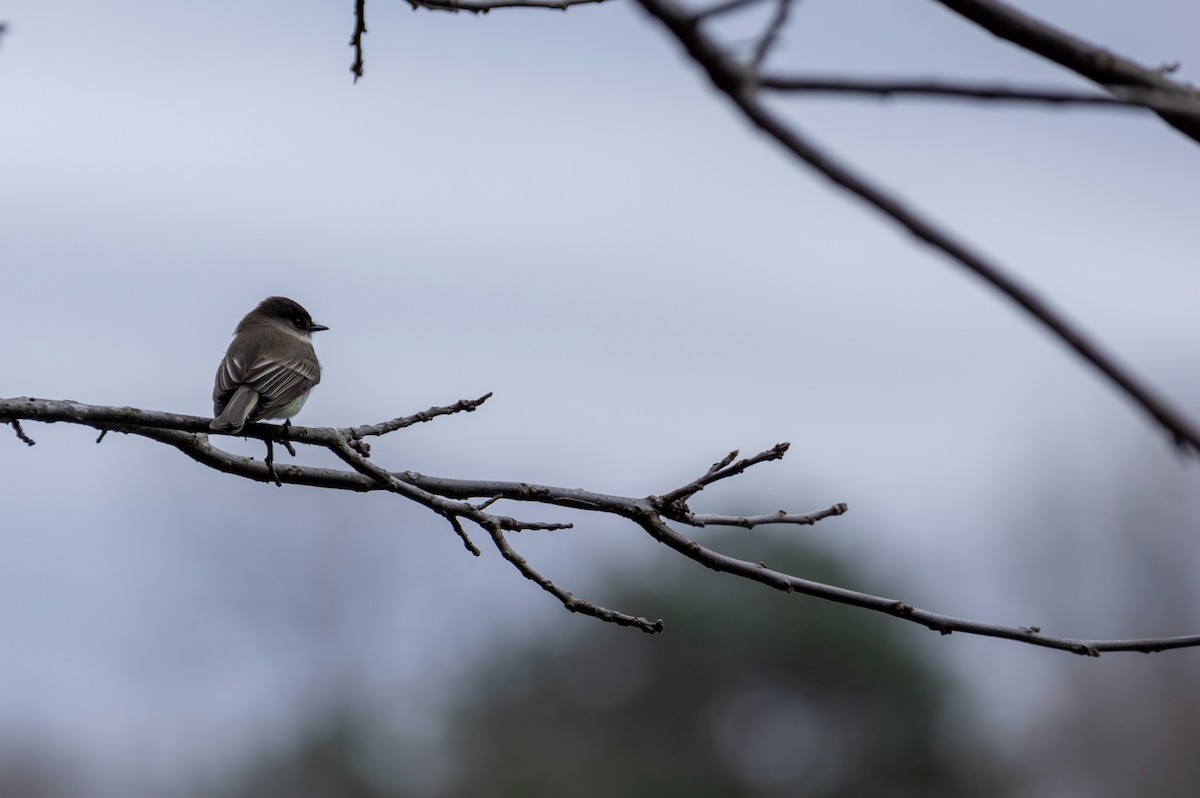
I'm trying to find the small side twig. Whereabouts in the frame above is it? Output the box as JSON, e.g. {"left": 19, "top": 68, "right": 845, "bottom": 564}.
{"left": 494, "top": 517, "right": 574, "bottom": 532}
{"left": 693, "top": 0, "right": 767, "bottom": 22}
{"left": 746, "top": 0, "right": 792, "bottom": 78}
{"left": 474, "top": 494, "right": 503, "bottom": 512}
{"left": 443, "top": 513, "right": 482, "bottom": 556}
{"left": 408, "top": 0, "right": 608, "bottom": 13}
{"left": 930, "top": 0, "right": 1200, "bottom": 144}
{"left": 658, "top": 443, "right": 789, "bottom": 507}
{"left": 349, "top": 393, "right": 492, "bottom": 438}
{"left": 10, "top": 420, "right": 35, "bottom": 446}
{"left": 687, "top": 502, "right": 849, "bottom": 528}
{"left": 756, "top": 76, "right": 1200, "bottom": 116}
{"left": 485, "top": 522, "right": 664, "bottom": 634}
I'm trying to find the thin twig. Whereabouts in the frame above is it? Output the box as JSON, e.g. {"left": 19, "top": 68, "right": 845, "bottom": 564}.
{"left": 686, "top": 502, "right": 848, "bottom": 528}
{"left": 9, "top": 395, "right": 1200, "bottom": 654}
{"left": 495, "top": 518, "right": 574, "bottom": 532}
{"left": 474, "top": 495, "right": 503, "bottom": 512}
{"left": 484, "top": 522, "right": 664, "bottom": 633}
{"left": 9, "top": 420, "right": 35, "bottom": 446}
{"left": 693, "top": 0, "right": 766, "bottom": 22}
{"left": 658, "top": 443, "right": 789, "bottom": 506}
{"left": 443, "top": 513, "right": 482, "bottom": 556}
{"left": 408, "top": 0, "right": 608, "bottom": 14}
{"left": 758, "top": 76, "right": 1200, "bottom": 116}
{"left": 705, "top": 450, "right": 739, "bottom": 474}
{"left": 931, "top": 0, "right": 1200, "bottom": 144}
{"left": 634, "top": 508, "right": 1200, "bottom": 655}
{"left": 747, "top": 0, "right": 792, "bottom": 78}
{"left": 350, "top": 0, "right": 367, "bottom": 82}
{"left": 348, "top": 393, "right": 492, "bottom": 438}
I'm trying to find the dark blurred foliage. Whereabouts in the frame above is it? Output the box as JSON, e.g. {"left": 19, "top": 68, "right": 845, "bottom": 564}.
{"left": 1002, "top": 450, "right": 1200, "bottom": 797}
{"left": 214, "top": 532, "right": 1006, "bottom": 798}
{"left": 212, "top": 713, "right": 382, "bottom": 798}
{"left": 0, "top": 738, "right": 79, "bottom": 798}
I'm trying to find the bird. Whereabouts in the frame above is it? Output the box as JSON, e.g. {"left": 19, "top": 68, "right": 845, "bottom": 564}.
{"left": 210, "top": 296, "right": 328, "bottom": 434}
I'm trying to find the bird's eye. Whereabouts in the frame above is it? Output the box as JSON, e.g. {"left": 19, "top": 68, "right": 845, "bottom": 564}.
{"left": 294, "top": 317, "right": 307, "bottom": 330}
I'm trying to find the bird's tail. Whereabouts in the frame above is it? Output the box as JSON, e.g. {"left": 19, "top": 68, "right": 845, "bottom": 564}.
{"left": 210, "top": 386, "right": 260, "bottom": 433}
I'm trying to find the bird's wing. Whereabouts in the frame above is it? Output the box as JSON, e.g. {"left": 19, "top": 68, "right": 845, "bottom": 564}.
{"left": 238, "top": 354, "right": 321, "bottom": 417}
{"left": 213, "top": 336, "right": 321, "bottom": 419}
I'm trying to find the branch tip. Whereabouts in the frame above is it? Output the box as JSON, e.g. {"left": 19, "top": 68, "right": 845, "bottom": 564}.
{"left": 10, "top": 420, "right": 35, "bottom": 446}
{"left": 487, "top": 524, "right": 659, "bottom": 633}
{"left": 707, "top": 450, "right": 738, "bottom": 474}
{"left": 444, "top": 513, "right": 482, "bottom": 556}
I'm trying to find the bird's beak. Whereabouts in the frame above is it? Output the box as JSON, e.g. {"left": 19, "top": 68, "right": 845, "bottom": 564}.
{"left": 309, "top": 323, "right": 330, "bottom": 333}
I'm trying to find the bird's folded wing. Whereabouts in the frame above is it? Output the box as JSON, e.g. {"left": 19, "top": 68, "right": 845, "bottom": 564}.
{"left": 213, "top": 354, "right": 320, "bottom": 417}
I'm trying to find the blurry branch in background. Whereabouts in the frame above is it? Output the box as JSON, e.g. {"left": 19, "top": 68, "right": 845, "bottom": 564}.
{"left": 755, "top": 78, "right": 1200, "bottom": 116}
{"left": 407, "top": 0, "right": 610, "bottom": 13}
{"left": 350, "top": 0, "right": 366, "bottom": 81}
{"left": 347, "top": 0, "right": 609, "bottom": 77}
{"left": 345, "top": 0, "right": 1200, "bottom": 453}
{"left": 8, "top": 394, "right": 1200, "bottom": 656}
{"left": 629, "top": 0, "right": 1200, "bottom": 458}
{"left": 932, "top": 0, "right": 1200, "bottom": 143}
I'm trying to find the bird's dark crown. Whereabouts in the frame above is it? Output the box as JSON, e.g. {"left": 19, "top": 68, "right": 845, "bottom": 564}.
{"left": 238, "top": 296, "right": 322, "bottom": 334}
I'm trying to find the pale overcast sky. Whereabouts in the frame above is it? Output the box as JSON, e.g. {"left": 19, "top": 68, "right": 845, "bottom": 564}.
{"left": 3, "top": 0, "right": 1200, "bottom": 792}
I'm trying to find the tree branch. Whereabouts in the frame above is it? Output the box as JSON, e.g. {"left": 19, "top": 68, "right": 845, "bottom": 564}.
{"left": 746, "top": 0, "right": 792, "bottom": 77}
{"left": 347, "top": 0, "right": 610, "bottom": 79}
{"left": 350, "top": 0, "right": 367, "bottom": 82}
{"left": 634, "top": 0, "right": 1200, "bottom": 456}
{"left": 757, "top": 76, "right": 1200, "bottom": 116}
{"left": 930, "top": 0, "right": 1200, "bottom": 144}
{"left": 5, "top": 395, "right": 1200, "bottom": 655}
{"left": 407, "top": 0, "right": 610, "bottom": 13}
{"left": 686, "top": 503, "right": 848, "bottom": 528}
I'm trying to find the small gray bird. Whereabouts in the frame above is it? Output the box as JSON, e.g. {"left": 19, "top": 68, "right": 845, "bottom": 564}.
{"left": 211, "top": 296, "right": 328, "bottom": 434}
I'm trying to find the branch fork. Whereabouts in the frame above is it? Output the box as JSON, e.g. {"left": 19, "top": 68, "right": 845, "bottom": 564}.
{"left": 6, "top": 394, "right": 1200, "bottom": 654}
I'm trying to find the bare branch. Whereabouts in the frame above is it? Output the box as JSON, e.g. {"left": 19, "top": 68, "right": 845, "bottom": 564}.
{"left": 347, "top": 393, "right": 492, "bottom": 439}
{"left": 930, "top": 0, "right": 1200, "bottom": 144}
{"left": 686, "top": 502, "right": 848, "bottom": 528}
{"left": 634, "top": 0, "right": 1200, "bottom": 456}
{"left": 758, "top": 76, "right": 1200, "bottom": 116}
{"left": 484, "top": 522, "right": 664, "bottom": 633}
{"left": 633, "top": 509, "right": 1200, "bottom": 655}
{"left": 746, "top": 0, "right": 792, "bottom": 78}
{"left": 442, "top": 512, "right": 482, "bottom": 556}
{"left": 350, "top": 0, "right": 367, "bottom": 82}
{"left": 9, "top": 420, "right": 35, "bottom": 446}
{"left": 6, "top": 395, "right": 1200, "bottom": 655}
{"left": 658, "top": 443, "right": 789, "bottom": 507}
{"left": 495, "top": 518, "right": 575, "bottom": 532}
{"left": 408, "top": 0, "right": 610, "bottom": 14}
{"left": 693, "top": 0, "right": 767, "bottom": 22}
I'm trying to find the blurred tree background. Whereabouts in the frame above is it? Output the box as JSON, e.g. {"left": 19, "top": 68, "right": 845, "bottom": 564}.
{"left": 6, "top": 3, "right": 1200, "bottom": 797}
{"left": 211, "top": 529, "right": 1006, "bottom": 798}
